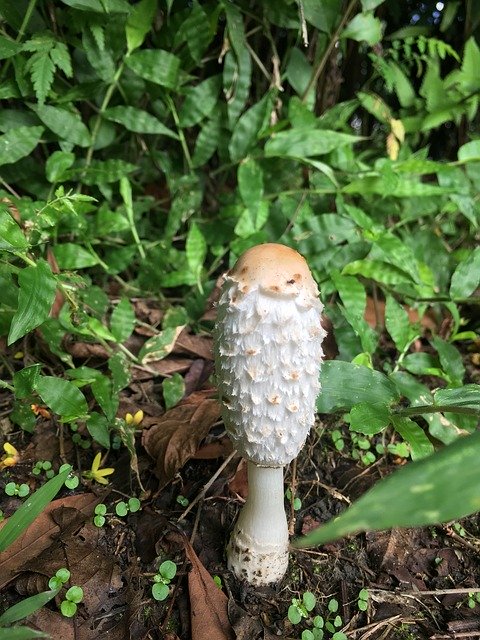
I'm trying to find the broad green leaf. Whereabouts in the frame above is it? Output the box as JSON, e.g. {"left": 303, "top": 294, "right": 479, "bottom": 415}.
{"left": 32, "top": 104, "right": 91, "bottom": 147}
{"left": 0, "top": 466, "right": 71, "bottom": 552}
{"left": 357, "top": 91, "right": 391, "bottom": 124}
{"left": 302, "top": 0, "right": 342, "bottom": 33}
{"left": 178, "top": 75, "right": 221, "bottom": 127}
{"left": 0, "top": 34, "right": 24, "bottom": 59}
{"left": 264, "top": 128, "right": 361, "bottom": 158}
{"left": 86, "top": 412, "right": 111, "bottom": 448}
{"left": 391, "top": 415, "right": 434, "bottom": 460}
{"left": 234, "top": 201, "right": 269, "bottom": 238}
{"left": 126, "top": 0, "right": 156, "bottom": 53}
{"left": 0, "top": 125, "right": 44, "bottom": 167}
{"left": 286, "top": 48, "right": 313, "bottom": 102}
{"left": 73, "top": 159, "right": 137, "bottom": 185}
{"left": 92, "top": 375, "right": 118, "bottom": 421}
{"left": 82, "top": 28, "right": 115, "bottom": 82}
{"left": 126, "top": 49, "right": 181, "bottom": 89}
{"left": 431, "top": 336, "right": 465, "bottom": 387}
{"left": 449, "top": 247, "right": 480, "bottom": 298}
{"left": 8, "top": 260, "right": 57, "bottom": 345}
{"left": 109, "top": 352, "right": 131, "bottom": 394}
{"left": 162, "top": 373, "right": 185, "bottom": 409}
{"left": 295, "top": 431, "right": 480, "bottom": 548}
{"left": 87, "top": 317, "right": 117, "bottom": 342}
{"left": 60, "top": 0, "right": 130, "bottom": 11}
{"left": 0, "top": 205, "right": 29, "bottom": 252}
{"left": 186, "top": 223, "right": 207, "bottom": 276}
{"left": 331, "top": 272, "right": 377, "bottom": 354}
{"left": 192, "top": 117, "right": 222, "bottom": 167}
{"left": 53, "top": 243, "right": 99, "bottom": 269}
{"left": 373, "top": 233, "right": 421, "bottom": 282}
{"left": 402, "top": 352, "right": 446, "bottom": 379}
{"left": 361, "top": 0, "right": 385, "bottom": 9}
{"left": 179, "top": 1, "right": 213, "bottom": 63}
{"left": 13, "top": 364, "right": 41, "bottom": 399}
{"left": 434, "top": 385, "right": 480, "bottom": 412}
{"left": 0, "top": 589, "right": 60, "bottom": 625}
{"left": 385, "top": 295, "right": 417, "bottom": 352}
{"left": 342, "top": 12, "right": 383, "bottom": 45}
{"left": 349, "top": 402, "right": 390, "bottom": 435}
{"left": 238, "top": 157, "right": 263, "bottom": 210}
{"left": 139, "top": 325, "right": 185, "bottom": 363}
{"left": 342, "top": 260, "right": 413, "bottom": 285}
{"left": 458, "top": 139, "right": 480, "bottom": 163}
{"left": 35, "top": 376, "right": 88, "bottom": 421}
{"left": 229, "top": 92, "right": 272, "bottom": 162}
{"left": 0, "top": 627, "right": 49, "bottom": 639}
{"left": 103, "top": 106, "right": 178, "bottom": 138}
{"left": 45, "top": 150, "right": 75, "bottom": 182}
{"left": 223, "top": 48, "right": 251, "bottom": 126}
{"left": 317, "top": 360, "right": 399, "bottom": 413}
{"left": 110, "top": 297, "right": 136, "bottom": 343}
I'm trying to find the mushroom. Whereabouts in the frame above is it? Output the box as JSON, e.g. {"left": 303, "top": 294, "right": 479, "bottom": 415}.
{"left": 214, "top": 243, "right": 326, "bottom": 586}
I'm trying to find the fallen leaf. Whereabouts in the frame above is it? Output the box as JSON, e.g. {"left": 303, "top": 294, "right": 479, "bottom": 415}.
{"left": 193, "top": 437, "right": 233, "bottom": 460}
{"left": 142, "top": 399, "right": 221, "bottom": 488}
{"left": 184, "top": 540, "right": 234, "bottom": 640}
{"left": 175, "top": 329, "right": 214, "bottom": 360}
{"left": 0, "top": 493, "right": 99, "bottom": 589}
{"left": 227, "top": 459, "right": 248, "bottom": 499}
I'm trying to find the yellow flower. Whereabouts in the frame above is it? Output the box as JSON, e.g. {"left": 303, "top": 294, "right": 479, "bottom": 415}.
{"left": 125, "top": 410, "right": 144, "bottom": 426}
{"left": 83, "top": 452, "right": 115, "bottom": 485}
{"left": 0, "top": 442, "right": 20, "bottom": 470}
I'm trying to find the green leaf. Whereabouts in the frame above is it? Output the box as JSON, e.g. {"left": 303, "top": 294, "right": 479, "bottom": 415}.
{"left": 186, "top": 223, "right": 207, "bottom": 276}
{"left": 450, "top": 247, "right": 480, "bottom": 298}
{"left": 138, "top": 326, "right": 184, "bottom": 363}
{"left": 126, "top": 49, "right": 181, "bottom": 89}
{"left": 109, "top": 352, "right": 131, "bottom": 394}
{"left": 0, "top": 466, "right": 71, "bottom": 552}
{"left": 0, "top": 125, "right": 44, "bottom": 167}
{"left": 433, "top": 385, "right": 480, "bottom": 412}
{"left": 295, "top": 431, "right": 480, "bottom": 548}
{"left": 342, "top": 260, "right": 412, "bottom": 285}
{"left": 385, "top": 295, "right": 417, "bottom": 352}
{"left": 13, "top": 364, "right": 41, "bottom": 399}
{"left": 342, "top": 12, "right": 383, "bottom": 45}
{"left": 179, "top": 1, "right": 213, "bottom": 63}
{"left": 458, "top": 140, "right": 480, "bottom": 162}
{"left": 0, "top": 205, "right": 29, "bottom": 251}
{"left": 91, "top": 374, "right": 118, "bottom": 421}
{"left": 301, "top": 0, "right": 342, "bottom": 33}
{"left": 178, "top": 75, "right": 221, "bottom": 127}
{"left": 192, "top": 117, "right": 222, "bottom": 167}
{"left": 35, "top": 376, "right": 88, "bottom": 421}
{"left": 357, "top": 91, "right": 391, "bottom": 124}
{"left": 361, "top": 0, "right": 385, "bottom": 9}
{"left": 0, "top": 34, "right": 24, "bottom": 59}
{"left": 0, "top": 589, "right": 60, "bottom": 625}
{"left": 126, "top": 0, "right": 157, "bottom": 53}
{"left": 29, "top": 51, "right": 55, "bottom": 104}
{"left": 86, "top": 412, "right": 111, "bottom": 448}
{"left": 349, "top": 402, "right": 390, "bottom": 435}
{"left": 8, "top": 260, "right": 57, "bottom": 345}
{"left": 103, "top": 106, "right": 178, "bottom": 138}
{"left": 110, "top": 297, "right": 136, "bottom": 343}
{"left": 60, "top": 0, "right": 130, "bottom": 11}
{"left": 73, "top": 159, "right": 137, "bottom": 185}
{"left": 32, "top": 104, "right": 91, "bottom": 147}
{"left": 229, "top": 92, "right": 272, "bottom": 162}
{"left": 45, "top": 150, "right": 75, "bottom": 182}
{"left": 431, "top": 336, "right": 465, "bottom": 387}
{"left": 53, "top": 243, "right": 99, "bottom": 269}
{"left": 162, "top": 373, "right": 185, "bottom": 409}
{"left": 317, "top": 361, "right": 399, "bottom": 413}
{"left": 332, "top": 272, "right": 377, "bottom": 354}
{"left": 264, "top": 128, "right": 361, "bottom": 158}
{"left": 238, "top": 157, "right": 264, "bottom": 211}
{"left": 391, "top": 415, "right": 434, "bottom": 460}
{"left": 234, "top": 201, "right": 269, "bottom": 238}
{"left": 0, "top": 627, "right": 49, "bottom": 639}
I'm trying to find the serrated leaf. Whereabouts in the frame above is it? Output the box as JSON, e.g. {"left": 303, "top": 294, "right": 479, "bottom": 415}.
{"left": 316, "top": 360, "right": 399, "bottom": 413}
{"left": 103, "top": 105, "right": 177, "bottom": 138}
{"left": 50, "top": 41, "right": 73, "bottom": 77}
{"left": 342, "top": 12, "right": 383, "bottom": 45}
{"left": 35, "top": 376, "right": 88, "bottom": 421}
{"left": 0, "top": 205, "right": 29, "bottom": 252}
{"left": 126, "top": 0, "right": 157, "bottom": 53}
{"left": 8, "top": 260, "right": 57, "bottom": 345}
{"left": 265, "top": 128, "right": 361, "bottom": 158}
{"left": 391, "top": 415, "right": 434, "bottom": 460}
{"left": 126, "top": 49, "right": 181, "bottom": 89}
{"left": 52, "top": 243, "right": 99, "bottom": 269}
{"left": 449, "top": 247, "right": 480, "bottom": 298}
{"left": 295, "top": 431, "right": 480, "bottom": 548}
{"left": 29, "top": 51, "right": 55, "bottom": 104}
{"left": 0, "top": 125, "right": 44, "bottom": 167}
{"left": 32, "top": 104, "right": 91, "bottom": 147}
{"left": 110, "top": 297, "right": 135, "bottom": 343}
{"left": 178, "top": 75, "right": 221, "bottom": 127}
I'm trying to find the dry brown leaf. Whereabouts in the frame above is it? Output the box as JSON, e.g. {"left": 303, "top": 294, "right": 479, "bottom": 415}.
{"left": 227, "top": 459, "right": 248, "bottom": 499}
{"left": 0, "top": 493, "right": 99, "bottom": 589}
{"left": 192, "top": 437, "right": 233, "bottom": 460}
{"left": 142, "top": 399, "right": 221, "bottom": 488}
{"left": 174, "top": 329, "right": 214, "bottom": 360}
{"left": 184, "top": 540, "right": 234, "bottom": 640}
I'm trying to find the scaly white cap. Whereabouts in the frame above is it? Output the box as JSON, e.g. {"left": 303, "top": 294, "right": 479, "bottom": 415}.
{"left": 214, "top": 243, "right": 325, "bottom": 466}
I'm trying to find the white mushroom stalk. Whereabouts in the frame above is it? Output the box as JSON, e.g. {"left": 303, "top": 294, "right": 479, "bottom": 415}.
{"left": 214, "top": 243, "right": 326, "bottom": 586}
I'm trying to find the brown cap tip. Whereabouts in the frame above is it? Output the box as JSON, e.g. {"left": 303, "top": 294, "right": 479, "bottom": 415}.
{"left": 228, "top": 243, "right": 318, "bottom": 297}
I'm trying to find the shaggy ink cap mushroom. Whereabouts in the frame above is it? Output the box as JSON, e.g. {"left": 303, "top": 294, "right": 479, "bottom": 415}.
{"left": 214, "top": 243, "right": 326, "bottom": 586}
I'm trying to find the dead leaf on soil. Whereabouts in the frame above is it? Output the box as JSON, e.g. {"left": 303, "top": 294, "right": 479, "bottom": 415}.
{"left": 0, "top": 493, "right": 99, "bottom": 589}
{"left": 193, "top": 437, "right": 233, "bottom": 460}
{"left": 142, "top": 399, "right": 221, "bottom": 488}
{"left": 227, "top": 597, "right": 263, "bottom": 640}
{"left": 175, "top": 329, "right": 214, "bottom": 360}
{"left": 228, "top": 459, "right": 248, "bottom": 499}
{"left": 184, "top": 539, "right": 234, "bottom": 640}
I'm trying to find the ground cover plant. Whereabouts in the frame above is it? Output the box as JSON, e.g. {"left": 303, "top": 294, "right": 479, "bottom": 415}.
{"left": 0, "top": 0, "right": 480, "bottom": 638}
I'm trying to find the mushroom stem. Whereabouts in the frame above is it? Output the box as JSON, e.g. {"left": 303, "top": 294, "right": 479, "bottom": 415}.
{"left": 227, "top": 462, "right": 289, "bottom": 586}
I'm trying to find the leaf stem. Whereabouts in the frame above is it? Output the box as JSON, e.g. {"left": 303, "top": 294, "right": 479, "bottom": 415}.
{"left": 166, "top": 95, "right": 193, "bottom": 171}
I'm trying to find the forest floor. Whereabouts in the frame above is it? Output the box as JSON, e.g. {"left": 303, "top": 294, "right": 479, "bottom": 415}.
{"left": 1, "top": 295, "right": 479, "bottom": 640}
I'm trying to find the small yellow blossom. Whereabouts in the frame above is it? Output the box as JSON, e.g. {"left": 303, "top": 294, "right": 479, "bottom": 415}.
{"left": 83, "top": 452, "right": 114, "bottom": 485}
{"left": 0, "top": 442, "right": 20, "bottom": 470}
{"left": 125, "top": 410, "right": 144, "bottom": 426}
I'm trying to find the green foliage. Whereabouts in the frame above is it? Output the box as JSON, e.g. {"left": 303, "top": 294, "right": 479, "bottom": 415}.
{"left": 152, "top": 560, "right": 177, "bottom": 601}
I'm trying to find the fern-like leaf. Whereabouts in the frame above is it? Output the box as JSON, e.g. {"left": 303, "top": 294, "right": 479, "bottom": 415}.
{"left": 51, "top": 41, "right": 73, "bottom": 77}
{"left": 29, "top": 51, "right": 55, "bottom": 104}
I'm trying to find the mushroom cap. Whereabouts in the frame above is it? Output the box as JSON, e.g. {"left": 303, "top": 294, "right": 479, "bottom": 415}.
{"left": 214, "top": 243, "right": 325, "bottom": 466}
